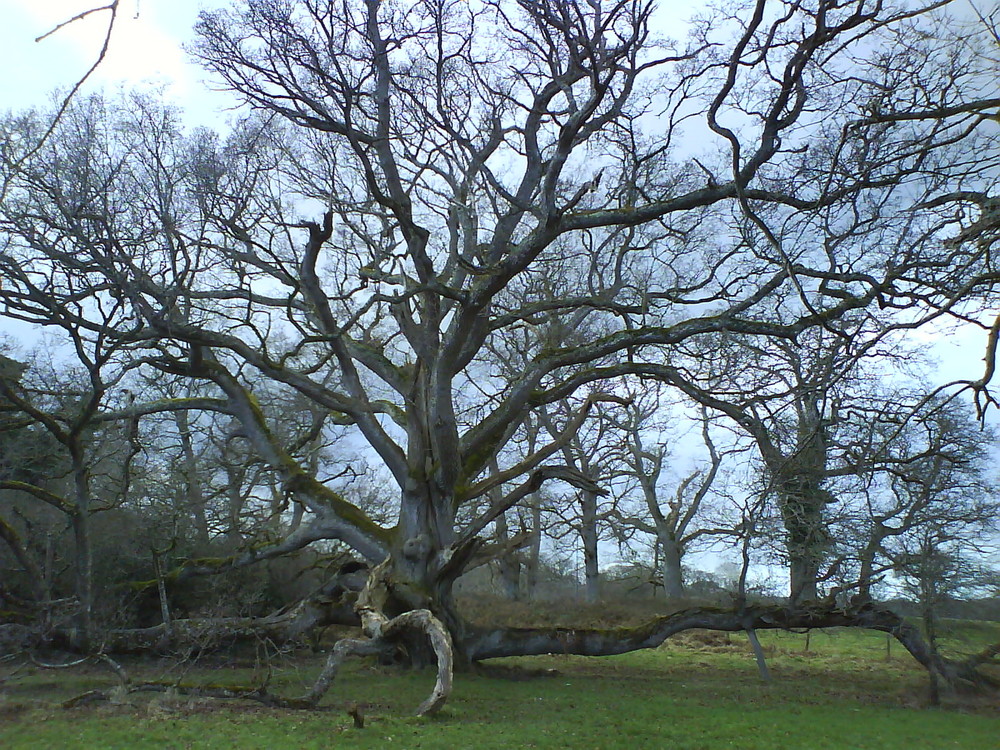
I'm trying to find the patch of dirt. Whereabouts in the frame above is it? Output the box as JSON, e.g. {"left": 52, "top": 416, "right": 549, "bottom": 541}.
{"left": 669, "top": 629, "right": 744, "bottom": 652}
{"left": 458, "top": 594, "right": 687, "bottom": 629}
{"left": 11, "top": 679, "right": 62, "bottom": 692}
{"left": 474, "top": 663, "right": 561, "bottom": 681}
{"left": 0, "top": 699, "right": 33, "bottom": 719}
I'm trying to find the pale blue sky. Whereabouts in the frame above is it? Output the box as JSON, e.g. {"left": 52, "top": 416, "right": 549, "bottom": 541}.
{"left": 0, "top": 0, "right": 991, "bottom": 386}
{"left": 2, "top": 0, "right": 230, "bottom": 120}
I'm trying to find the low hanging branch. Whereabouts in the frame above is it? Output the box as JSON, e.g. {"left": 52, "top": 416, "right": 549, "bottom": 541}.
{"left": 41, "top": 559, "right": 455, "bottom": 716}
{"left": 16, "top": 595, "right": 995, "bottom": 715}
{"left": 181, "top": 559, "right": 455, "bottom": 714}
{"left": 464, "top": 600, "right": 997, "bottom": 692}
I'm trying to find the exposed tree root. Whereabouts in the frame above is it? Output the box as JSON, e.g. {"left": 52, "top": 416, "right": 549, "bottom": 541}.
{"left": 382, "top": 609, "right": 453, "bottom": 715}
{"left": 321, "top": 559, "right": 453, "bottom": 715}
{"left": 169, "top": 560, "right": 457, "bottom": 715}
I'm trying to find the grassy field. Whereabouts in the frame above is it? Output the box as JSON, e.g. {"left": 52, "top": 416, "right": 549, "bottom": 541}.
{"left": 1, "top": 625, "right": 998, "bottom": 749}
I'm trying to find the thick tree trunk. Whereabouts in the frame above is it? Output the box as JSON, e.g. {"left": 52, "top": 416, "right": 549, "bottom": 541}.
{"left": 295, "top": 558, "right": 454, "bottom": 714}
{"left": 659, "top": 534, "right": 685, "bottom": 599}
{"left": 384, "top": 481, "right": 471, "bottom": 665}
{"left": 855, "top": 541, "right": 880, "bottom": 604}
{"left": 494, "top": 510, "right": 521, "bottom": 600}
{"left": 770, "top": 399, "right": 833, "bottom": 606}
{"left": 70, "top": 465, "right": 93, "bottom": 651}
{"left": 779, "top": 483, "right": 828, "bottom": 604}
{"left": 580, "top": 489, "right": 600, "bottom": 603}
{"left": 788, "top": 556, "right": 819, "bottom": 603}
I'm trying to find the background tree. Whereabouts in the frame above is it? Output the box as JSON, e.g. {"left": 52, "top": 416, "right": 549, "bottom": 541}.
{"left": 642, "top": 325, "right": 872, "bottom": 601}
{"left": 613, "top": 393, "right": 734, "bottom": 600}
{"left": 537, "top": 396, "right": 630, "bottom": 603}
{"left": 0, "top": 344, "right": 139, "bottom": 648}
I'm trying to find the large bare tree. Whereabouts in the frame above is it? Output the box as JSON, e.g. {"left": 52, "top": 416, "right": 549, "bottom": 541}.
{"left": 2, "top": 0, "right": 998, "bottom": 710}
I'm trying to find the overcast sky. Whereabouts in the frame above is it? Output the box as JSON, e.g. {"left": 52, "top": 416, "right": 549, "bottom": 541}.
{"left": 2, "top": 0, "right": 230, "bottom": 122}
{"left": 1, "top": 0, "right": 995, "bottom": 583}
{"left": 0, "top": 0, "right": 991, "bottom": 386}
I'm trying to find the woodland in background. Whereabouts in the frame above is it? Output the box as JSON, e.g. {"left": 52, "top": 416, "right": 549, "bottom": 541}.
{"left": 1, "top": 0, "right": 1000, "bottom": 714}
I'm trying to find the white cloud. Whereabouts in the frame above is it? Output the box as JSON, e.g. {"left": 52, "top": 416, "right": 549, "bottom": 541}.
{"left": 3, "top": 0, "right": 230, "bottom": 122}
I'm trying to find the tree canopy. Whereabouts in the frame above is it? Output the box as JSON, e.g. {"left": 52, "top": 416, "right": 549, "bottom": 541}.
{"left": 0, "top": 0, "right": 998, "bottom": 713}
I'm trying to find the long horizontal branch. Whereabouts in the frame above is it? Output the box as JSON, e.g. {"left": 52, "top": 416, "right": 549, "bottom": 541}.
{"left": 88, "top": 396, "right": 231, "bottom": 423}
{"left": 133, "top": 516, "right": 374, "bottom": 588}
{"left": 199, "top": 363, "right": 392, "bottom": 559}
{"left": 464, "top": 600, "right": 993, "bottom": 691}
{"left": 855, "top": 97, "right": 1000, "bottom": 126}
{"left": 0, "top": 480, "right": 73, "bottom": 514}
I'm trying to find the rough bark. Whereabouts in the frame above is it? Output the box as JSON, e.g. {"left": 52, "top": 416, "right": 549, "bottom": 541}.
{"left": 660, "top": 536, "right": 685, "bottom": 600}
{"left": 42, "top": 563, "right": 372, "bottom": 654}
{"left": 580, "top": 489, "right": 600, "bottom": 603}
{"left": 69, "top": 463, "right": 93, "bottom": 651}
{"left": 84, "top": 600, "right": 361, "bottom": 654}
{"left": 493, "top": 510, "right": 521, "bottom": 600}
{"left": 464, "top": 600, "right": 996, "bottom": 692}
{"left": 780, "top": 480, "right": 829, "bottom": 604}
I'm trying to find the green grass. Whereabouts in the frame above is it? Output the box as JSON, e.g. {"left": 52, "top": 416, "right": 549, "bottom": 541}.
{"left": 1, "top": 626, "right": 998, "bottom": 749}
{"left": 937, "top": 619, "right": 1000, "bottom": 659}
